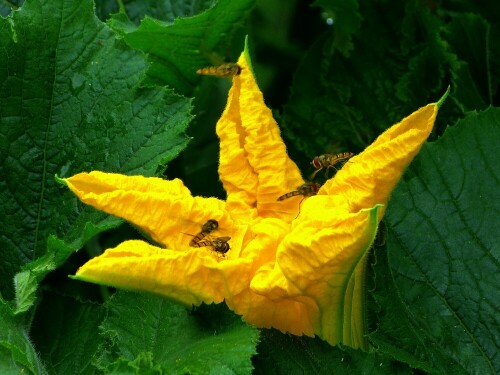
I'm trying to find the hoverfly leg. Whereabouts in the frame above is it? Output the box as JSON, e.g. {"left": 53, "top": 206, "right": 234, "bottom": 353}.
{"left": 294, "top": 197, "right": 306, "bottom": 220}
{"left": 309, "top": 168, "right": 322, "bottom": 181}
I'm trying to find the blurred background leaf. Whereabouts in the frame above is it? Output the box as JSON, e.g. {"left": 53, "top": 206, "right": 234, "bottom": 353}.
{"left": 0, "top": 0, "right": 499, "bottom": 373}
{"left": 442, "top": 13, "right": 499, "bottom": 111}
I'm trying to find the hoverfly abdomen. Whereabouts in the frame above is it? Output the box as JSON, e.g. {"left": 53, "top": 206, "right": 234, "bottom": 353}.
{"left": 188, "top": 219, "right": 219, "bottom": 246}
{"left": 277, "top": 182, "right": 320, "bottom": 201}
{"left": 184, "top": 219, "right": 230, "bottom": 258}
{"left": 189, "top": 231, "right": 209, "bottom": 247}
{"left": 277, "top": 191, "right": 301, "bottom": 201}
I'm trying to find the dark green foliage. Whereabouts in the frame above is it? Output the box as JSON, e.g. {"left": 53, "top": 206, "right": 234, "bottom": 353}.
{"left": 281, "top": 0, "right": 498, "bottom": 159}
{"left": 0, "top": 0, "right": 498, "bottom": 373}
{"left": 30, "top": 292, "right": 105, "bottom": 374}
{"left": 0, "top": 299, "right": 46, "bottom": 374}
{"left": 254, "top": 329, "right": 413, "bottom": 375}
{"left": 94, "top": 292, "right": 258, "bottom": 374}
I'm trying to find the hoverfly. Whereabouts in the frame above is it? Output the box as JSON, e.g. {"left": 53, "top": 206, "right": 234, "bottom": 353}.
{"left": 196, "top": 63, "right": 241, "bottom": 77}
{"left": 277, "top": 182, "right": 321, "bottom": 201}
{"left": 310, "top": 152, "right": 354, "bottom": 179}
{"left": 187, "top": 219, "right": 218, "bottom": 246}
{"left": 184, "top": 219, "right": 230, "bottom": 258}
{"left": 278, "top": 182, "right": 321, "bottom": 219}
{"left": 190, "top": 236, "right": 231, "bottom": 256}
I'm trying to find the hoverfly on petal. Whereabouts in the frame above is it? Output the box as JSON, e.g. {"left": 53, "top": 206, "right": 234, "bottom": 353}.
{"left": 310, "top": 152, "right": 354, "bottom": 179}
{"left": 183, "top": 219, "right": 230, "bottom": 258}
{"left": 277, "top": 182, "right": 321, "bottom": 201}
{"left": 191, "top": 236, "right": 231, "bottom": 256}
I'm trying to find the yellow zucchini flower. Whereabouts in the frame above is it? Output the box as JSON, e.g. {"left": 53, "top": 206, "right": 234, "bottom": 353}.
{"left": 63, "top": 44, "right": 442, "bottom": 350}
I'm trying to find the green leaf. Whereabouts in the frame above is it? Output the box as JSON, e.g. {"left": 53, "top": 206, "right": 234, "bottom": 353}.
{"left": 95, "top": 291, "right": 259, "bottom": 374}
{"left": 253, "top": 329, "right": 412, "bottom": 374}
{"left": 30, "top": 292, "right": 105, "bottom": 375}
{"left": 0, "top": 0, "right": 193, "bottom": 298}
{"left": 374, "top": 108, "right": 500, "bottom": 374}
{"left": 13, "top": 269, "right": 50, "bottom": 316}
{"left": 0, "top": 299, "right": 46, "bottom": 374}
{"left": 122, "top": 0, "right": 217, "bottom": 24}
{"left": 368, "top": 246, "right": 443, "bottom": 374}
{"left": 108, "top": 0, "right": 255, "bottom": 95}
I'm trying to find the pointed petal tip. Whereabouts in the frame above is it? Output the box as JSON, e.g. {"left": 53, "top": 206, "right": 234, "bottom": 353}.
{"left": 436, "top": 85, "right": 450, "bottom": 109}
{"left": 242, "top": 35, "right": 254, "bottom": 75}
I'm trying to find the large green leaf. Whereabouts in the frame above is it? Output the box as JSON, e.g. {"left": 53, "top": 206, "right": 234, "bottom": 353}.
{"left": 368, "top": 246, "right": 444, "bottom": 374}
{"left": 0, "top": 0, "right": 193, "bottom": 298}
{"left": 94, "top": 291, "right": 259, "bottom": 374}
{"left": 108, "top": 0, "right": 255, "bottom": 95}
{"left": 254, "top": 329, "right": 413, "bottom": 374}
{"left": 372, "top": 108, "right": 500, "bottom": 374}
{"left": 0, "top": 299, "right": 46, "bottom": 374}
{"left": 30, "top": 292, "right": 105, "bottom": 375}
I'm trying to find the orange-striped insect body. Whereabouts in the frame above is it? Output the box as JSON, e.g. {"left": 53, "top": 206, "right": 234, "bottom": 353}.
{"left": 196, "top": 63, "right": 241, "bottom": 77}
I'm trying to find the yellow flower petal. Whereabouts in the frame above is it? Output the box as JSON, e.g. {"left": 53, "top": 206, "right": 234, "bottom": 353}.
{"left": 217, "top": 48, "right": 304, "bottom": 222}
{"left": 65, "top": 42, "right": 442, "bottom": 351}
{"left": 321, "top": 103, "right": 438, "bottom": 217}
{"left": 74, "top": 240, "right": 255, "bottom": 306}
{"left": 249, "top": 205, "right": 380, "bottom": 349}
{"left": 64, "top": 171, "right": 234, "bottom": 251}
